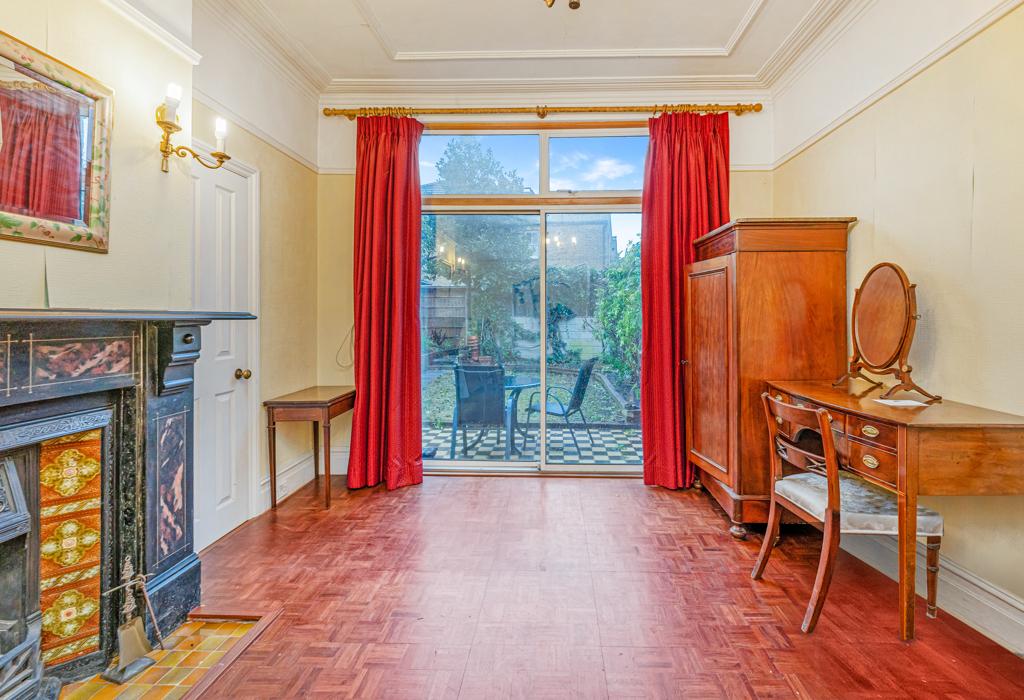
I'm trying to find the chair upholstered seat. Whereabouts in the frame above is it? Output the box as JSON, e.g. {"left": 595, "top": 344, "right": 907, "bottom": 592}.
{"left": 775, "top": 471, "right": 943, "bottom": 536}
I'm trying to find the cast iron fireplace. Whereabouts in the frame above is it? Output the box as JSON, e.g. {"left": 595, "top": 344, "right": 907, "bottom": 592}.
{"left": 0, "top": 309, "right": 252, "bottom": 698}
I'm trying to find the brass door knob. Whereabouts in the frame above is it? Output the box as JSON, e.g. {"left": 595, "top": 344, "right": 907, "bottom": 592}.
{"left": 234, "top": 368, "right": 252, "bottom": 380}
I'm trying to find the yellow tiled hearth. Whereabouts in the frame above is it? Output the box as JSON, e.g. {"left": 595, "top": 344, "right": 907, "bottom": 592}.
{"left": 59, "top": 619, "right": 254, "bottom": 700}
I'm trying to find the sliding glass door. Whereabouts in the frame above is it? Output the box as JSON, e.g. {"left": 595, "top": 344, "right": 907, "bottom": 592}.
{"left": 544, "top": 213, "right": 642, "bottom": 467}
{"left": 420, "top": 213, "right": 541, "bottom": 465}
{"left": 420, "top": 211, "right": 643, "bottom": 471}
{"left": 418, "top": 129, "right": 645, "bottom": 472}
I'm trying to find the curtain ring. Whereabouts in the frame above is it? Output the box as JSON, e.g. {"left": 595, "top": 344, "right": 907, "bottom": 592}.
{"left": 536, "top": 106, "right": 549, "bottom": 119}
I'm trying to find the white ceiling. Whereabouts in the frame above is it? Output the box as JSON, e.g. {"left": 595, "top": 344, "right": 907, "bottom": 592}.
{"left": 246, "top": 0, "right": 845, "bottom": 90}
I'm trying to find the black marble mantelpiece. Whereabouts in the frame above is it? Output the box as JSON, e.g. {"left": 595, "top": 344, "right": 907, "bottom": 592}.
{"left": 0, "top": 309, "right": 257, "bottom": 322}
{"left": 0, "top": 309, "right": 253, "bottom": 697}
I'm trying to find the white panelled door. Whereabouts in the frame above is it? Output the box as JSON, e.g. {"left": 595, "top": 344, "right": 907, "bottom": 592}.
{"left": 192, "top": 154, "right": 256, "bottom": 552}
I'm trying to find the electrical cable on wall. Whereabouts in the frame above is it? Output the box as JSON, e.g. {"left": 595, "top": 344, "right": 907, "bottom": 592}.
{"left": 335, "top": 323, "right": 355, "bottom": 370}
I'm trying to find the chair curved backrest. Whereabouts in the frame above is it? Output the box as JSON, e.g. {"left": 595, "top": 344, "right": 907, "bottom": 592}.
{"left": 453, "top": 364, "right": 506, "bottom": 427}
{"left": 760, "top": 393, "right": 842, "bottom": 516}
{"left": 566, "top": 357, "right": 598, "bottom": 413}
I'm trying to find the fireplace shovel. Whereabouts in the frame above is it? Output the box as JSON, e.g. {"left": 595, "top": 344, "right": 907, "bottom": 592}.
{"left": 101, "top": 557, "right": 165, "bottom": 683}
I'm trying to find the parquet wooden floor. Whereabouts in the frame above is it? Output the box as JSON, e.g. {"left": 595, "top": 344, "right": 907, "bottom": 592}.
{"left": 199, "top": 477, "right": 1024, "bottom": 699}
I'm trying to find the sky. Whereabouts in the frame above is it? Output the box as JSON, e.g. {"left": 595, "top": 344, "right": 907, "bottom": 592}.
{"left": 419, "top": 134, "right": 649, "bottom": 193}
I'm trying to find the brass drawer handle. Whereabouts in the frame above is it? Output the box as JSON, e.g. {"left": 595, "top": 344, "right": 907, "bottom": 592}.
{"left": 776, "top": 416, "right": 783, "bottom": 425}
{"left": 862, "top": 454, "right": 880, "bottom": 469}
{"left": 774, "top": 394, "right": 783, "bottom": 402}
{"left": 861, "top": 425, "right": 880, "bottom": 438}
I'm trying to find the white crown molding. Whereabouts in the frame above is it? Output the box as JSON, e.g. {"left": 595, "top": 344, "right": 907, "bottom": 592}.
{"left": 393, "top": 47, "right": 730, "bottom": 61}
{"left": 193, "top": 88, "right": 318, "bottom": 173}
{"left": 320, "top": 88, "right": 772, "bottom": 110}
{"left": 842, "top": 535, "right": 1024, "bottom": 655}
{"left": 319, "top": 167, "right": 357, "bottom": 176}
{"left": 350, "top": 0, "right": 399, "bottom": 59}
{"left": 753, "top": 0, "right": 856, "bottom": 87}
{"left": 772, "top": 0, "right": 1024, "bottom": 168}
{"left": 358, "top": 0, "right": 766, "bottom": 62}
{"left": 320, "top": 0, "right": 847, "bottom": 95}
{"left": 101, "top": 0, "right": 201, "bottom": 65}
{"left": 322, "top": 75, "right": 772, "bottom": 96}
{"left": 724, "top": 0, "right": 769, "bottom": 54}
{"left": 195, "top": 0, "right": 329, "bottom": 98}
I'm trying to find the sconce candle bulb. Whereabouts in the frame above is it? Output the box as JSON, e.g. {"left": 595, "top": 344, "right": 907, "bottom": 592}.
{"left": 156, "top": 88, "right": 232, "bottom": 173}
{"left": 214, "top": 117, "right": 228, "bottom": 153}
{"left": 163, "top": 82, "right": 182, "bottom": 122}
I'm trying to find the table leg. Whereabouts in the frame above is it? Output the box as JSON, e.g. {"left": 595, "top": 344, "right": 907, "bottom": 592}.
{"left": 312, "top": 421, "right": 320, "bottom": 481}
{"left": 267, "top": 412, "right": 278, "bottom": 509}
{"left": 504, "top": 400, "right": 513, "bottom": 460}
{"left": 322, "top": 419, "right": 332, "bottom": 508}
{"left": 897, "top": 453, "right": 918, "bottom": 640}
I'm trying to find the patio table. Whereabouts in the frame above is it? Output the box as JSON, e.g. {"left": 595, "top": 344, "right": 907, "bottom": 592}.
{"left": 504, "top": 379, "right": 540, "bottom": 459}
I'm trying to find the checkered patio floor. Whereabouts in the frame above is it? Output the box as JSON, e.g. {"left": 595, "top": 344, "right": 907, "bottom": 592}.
{"left": 423, "top": 425, "right": 643, "bottom": 465}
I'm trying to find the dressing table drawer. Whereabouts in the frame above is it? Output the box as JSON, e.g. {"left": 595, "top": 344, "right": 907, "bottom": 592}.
{"left": 847, "top": 439, "right": 897, "bottom": 488}
{"left": 846, "top": 415, "right": 897, "bottom": 452}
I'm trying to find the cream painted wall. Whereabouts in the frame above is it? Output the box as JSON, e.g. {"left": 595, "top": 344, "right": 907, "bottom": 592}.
{"left": 316, "top": 175, "right": 357, "bottom": 450}
{"left": 774, "top": 6, "right": 1024, "bottom": 598}
{"left": 730, "top": 171, "right": 773, "bottom": 218}
{"left": 0, "top": 0, "right": 194, "bottom": 309}
{"left": 193, "top": 100, "right": 320, "bottom": 478}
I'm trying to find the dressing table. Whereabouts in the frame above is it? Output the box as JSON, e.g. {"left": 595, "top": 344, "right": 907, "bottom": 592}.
{"left": 765, "top": 378, "right": 1024, "bottom": 640}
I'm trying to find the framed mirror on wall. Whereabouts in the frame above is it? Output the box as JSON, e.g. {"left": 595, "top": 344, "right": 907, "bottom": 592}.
{"left": 0, "top": 30, "right": 113, "bottom": 253}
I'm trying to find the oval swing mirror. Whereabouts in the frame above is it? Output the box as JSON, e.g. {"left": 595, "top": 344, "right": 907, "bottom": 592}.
{"left": 836, "top": 261, "right": 941, "bottom": 402}
{"left": 853, "top": 263, "right": 912, "bottom": 369}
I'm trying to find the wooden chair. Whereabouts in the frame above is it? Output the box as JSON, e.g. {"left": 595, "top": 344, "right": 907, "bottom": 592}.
{"left": 751, "top": 392, "right": 943, "bottom": 633}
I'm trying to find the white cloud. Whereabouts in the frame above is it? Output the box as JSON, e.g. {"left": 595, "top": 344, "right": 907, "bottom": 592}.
{"left": 553, "top": 150, "right": 590, "bottom": 172}
{"left": 420, "top": 159, "right": 438, "bottom": 183}
{"left": 582, "top": 158, "right": 635, "bottom": 184}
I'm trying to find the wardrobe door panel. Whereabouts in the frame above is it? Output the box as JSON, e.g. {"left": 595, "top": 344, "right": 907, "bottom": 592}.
{"left": 685, "top": 258, "right": 735, "bottom": 487}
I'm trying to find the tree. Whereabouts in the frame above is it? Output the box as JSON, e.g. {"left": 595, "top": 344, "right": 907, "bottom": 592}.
{"left": 432, "top": 139, "right": 527, "bottom": 194}
{"left": 595, "top": 242, "right": 641, "bottom": 402}
{"left": 424, "top": 139, "right": 536, "bottom": 363}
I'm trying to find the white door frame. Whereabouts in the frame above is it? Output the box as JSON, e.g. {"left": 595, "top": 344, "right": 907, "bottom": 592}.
{"left": 192, "top": 138, "right": 263, "bottom": 527}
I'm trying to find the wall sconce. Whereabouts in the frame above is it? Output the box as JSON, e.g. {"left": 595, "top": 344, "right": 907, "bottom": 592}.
{"left": 156, "top": 83, "right": 232, "bottom": 172}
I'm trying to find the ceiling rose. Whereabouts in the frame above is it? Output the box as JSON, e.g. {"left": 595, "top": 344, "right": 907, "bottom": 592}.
{"left": 544, "top": 0, "right": 582, "bottom": 8}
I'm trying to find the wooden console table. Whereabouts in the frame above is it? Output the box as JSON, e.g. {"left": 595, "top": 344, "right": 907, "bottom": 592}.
{"left": 264, "top": 385, "right": 355, "bottom": 508}
{"left": 767, "top": 378, "right": 1024, "bottom": 640}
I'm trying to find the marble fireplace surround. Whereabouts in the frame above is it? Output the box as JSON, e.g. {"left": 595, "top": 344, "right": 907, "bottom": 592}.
{"left": 0, "top": 309, "right": 253, "bottom": 699}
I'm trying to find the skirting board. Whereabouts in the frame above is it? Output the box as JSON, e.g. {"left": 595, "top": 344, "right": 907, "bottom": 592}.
{"left": 257, "top": 449, "right": 351, "bottom": 510}
{"left": 841, "top": 535, "right": 1024, "bottom": 656}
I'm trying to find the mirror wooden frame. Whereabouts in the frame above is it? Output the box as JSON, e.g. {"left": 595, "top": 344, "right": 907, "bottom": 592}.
{"left": 834, "top": 261, "right": 941, "bottom": 402}
{"left": 0, "top": 30, "right": 113, "bottom": 253}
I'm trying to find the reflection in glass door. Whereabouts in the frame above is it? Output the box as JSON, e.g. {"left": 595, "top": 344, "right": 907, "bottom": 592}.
{"left": 420, "top": 213, "right": 541, "bottom": 465}
{"left": 543, "top": 213, "right": 643, "bottom": 468}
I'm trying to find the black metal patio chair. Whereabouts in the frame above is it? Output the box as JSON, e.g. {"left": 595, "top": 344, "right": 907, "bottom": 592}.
{"left": 523, "top": 357, "right": 598, "bottom": 456}
{"left": 450, "top": 364, "right": 509, "bottom": 459}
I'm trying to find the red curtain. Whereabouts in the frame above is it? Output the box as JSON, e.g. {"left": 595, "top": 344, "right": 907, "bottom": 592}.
{"left": 640, "top": 112, "right": 730, "bottom": 489}
{"left": 347, "top": 116, "right": 425, "bottom": 490}
{"left": 0, "top": 87, "right": 83, "bottom": 221}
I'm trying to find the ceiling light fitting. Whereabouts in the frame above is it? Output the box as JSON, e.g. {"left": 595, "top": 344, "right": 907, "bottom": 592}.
{"left": 544, "top": 0, "right": 581, "bottom": 9}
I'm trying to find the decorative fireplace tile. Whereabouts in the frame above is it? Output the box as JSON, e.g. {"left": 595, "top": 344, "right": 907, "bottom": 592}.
{"left": 0, "top": 334, "right": 9, "bottom": 395}
{"left": 38, "top": 428, "right": 104, "bottom": 667}
{"left": 30, "top": 337, "right": 134, "bottom": 389}
{"left": 157, "top": 413, "right": 188, "bottom": 561}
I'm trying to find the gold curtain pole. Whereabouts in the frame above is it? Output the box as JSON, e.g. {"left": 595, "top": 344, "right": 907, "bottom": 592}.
{"left": 322, "top": 103, "right": 763, "bottom": 120}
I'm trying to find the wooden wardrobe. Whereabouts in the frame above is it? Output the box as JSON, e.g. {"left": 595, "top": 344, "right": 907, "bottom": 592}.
{"left": 684, "top": 218, "right": 855, "bottom": 537}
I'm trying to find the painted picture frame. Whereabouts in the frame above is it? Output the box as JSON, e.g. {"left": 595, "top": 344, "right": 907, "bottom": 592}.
{"left": 0, "top": 30, "right": 114, "bottom": 253}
